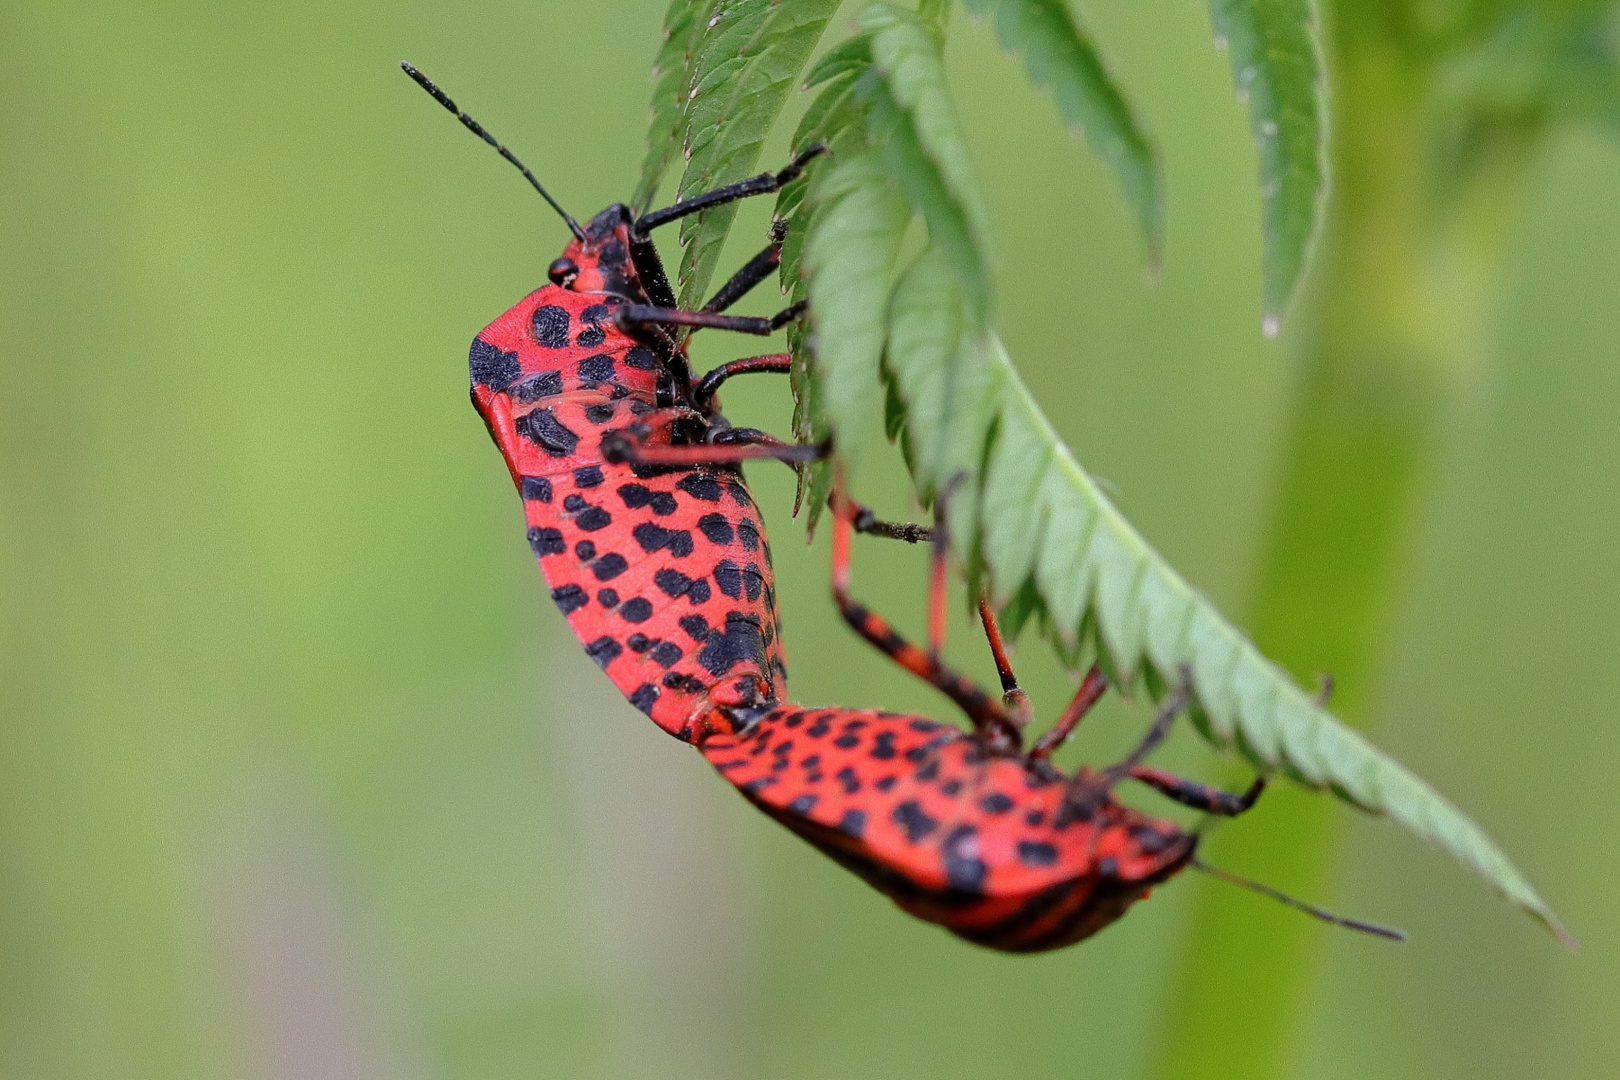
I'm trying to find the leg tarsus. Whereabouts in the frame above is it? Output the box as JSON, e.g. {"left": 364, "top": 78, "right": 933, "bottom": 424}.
{"left": 1129, "top": 767, "right": 1266, "bottom": 817}
{"left": 635, "top": 146, "right": 826, "bottom": 235}
{"left": 702, "top": 222, "right": 788, "bottom": 315}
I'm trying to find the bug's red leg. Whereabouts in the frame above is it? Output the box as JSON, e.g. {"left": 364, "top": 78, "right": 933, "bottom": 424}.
{"left": 694, "top": 353, "right": 793, "bottom": 406}
{"left": 1064, "top": 675, "right": 1191, "bottom": 812}
{"left": 619, "top": 300, "right": 805, "bottom": 338}
{"left": 702, "top": 222, "right": 789, "bottom": 315}
{"left": 829, "top": 482, "right": 1021, "bottom": 746}
{"left": 977, "top": 599, "right": 1035, "bottom": 726}
{"left": 834, "top": 496, "right": 1031, "bottom": 720}
{"left": 634, "top": 146, "right": 826, "bottom": 234}
{"left": 1028, "top": 664, "right": 1108, "bottom": 759}
{"left": 926, "top": 504, "right": 950, "bottom": 660}
{"left": 1128, "top": 768, "right": 1267, "bottom": 816}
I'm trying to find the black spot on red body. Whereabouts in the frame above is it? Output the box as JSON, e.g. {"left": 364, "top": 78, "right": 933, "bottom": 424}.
{"left": 623, "top": 345, "right": 660, "bottom": 370}
{"left": 592, "top": 553, "right": 629, "bottom": 581}
{"left": 512, "top": 370, "right": 563, "bottom": 403}
{"left": 737, "top": 520, "right": 760, "bottom": 551}
{"left": 698, "top": 514, "right": 733, "bottom": 546}
{"left": 577, "top": 354, "right": 615, "bottom": 383}
{"left": 870, "top": 732, "right": 897, "bottom": 760}
{"left": 696, "top": 613, "right": 765, "bottom": 676}
{"left": 515, "top": 409, "right": 579, "bottom": 456}
{"left": 626, "top": 634, "right": 652, "bottom": 653}
{"left": 619, "top": 597, "right": 653, "bottom": 623}
{"left": 838, "top": 810, "right": 867, "bottom": 838}
{"left": 1018, "top": 841, "right": 1058, "bottom": 867}
{"left": 585, "top": 636, "right": 622, "bottom": 668}
{"left": 675, "top": 474, "right": 722, "bottom": 501}
{"left": 714, "top": 560, "right": 743, "bottom": 597}
{"left": 597, "top": 589, "right": 619, "bottom": 608}
{"left": 619, "top": 484, "right": 679, "bottom": 515}
{"left": 575, "top": 505, "right": 612, "bottom": 531}
{"left": 527, "top": 527, "right": 564, "bottom": 557}
{"left": 650, "top": 641, "right": 682, "bottom": 668}
{"left": 532, "top": 305, "right": 570, "bottom": 347}
{"left": 654, "top": 568, "right": 693, "bottom": 597}
{"left": 835, "top": 767, "right": 860, "bottom": 795}
{"left": 551, "top": 584, "right": 587, "bottom": 614}
{"left": 573, "top": 466, "right": 604, "bottom": 488}
{"left": 942, "top": 825, "right": 986, "bottom": 892}
{"left": 893, "top": 801, "right": 939, "bottom": 843}
{"left": 629, "top": 683, "right": 659, "bottom": 714}
{"left": 520, "top": 476, "right": 553, "bottom": 502}
{"left": 678, "top": 614, "right": 709, "bottom": 642}
{"left": 981, "top": 793, "right": 1013, "bottom": 814}
{"left": 469, "top": 338, "right": 520, "bottom": 391}
{"left": 633, "top": 522, "right": 693, "bottom": 557}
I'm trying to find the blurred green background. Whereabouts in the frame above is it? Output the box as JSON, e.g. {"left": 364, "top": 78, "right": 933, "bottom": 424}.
{"left": 3, "top": 1, "right": 1617, "bottom": 1077}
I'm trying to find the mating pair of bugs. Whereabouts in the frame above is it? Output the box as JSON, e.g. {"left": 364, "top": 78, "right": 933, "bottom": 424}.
{"left": 404, "top": 62, "right": 1399, "bottom": 949}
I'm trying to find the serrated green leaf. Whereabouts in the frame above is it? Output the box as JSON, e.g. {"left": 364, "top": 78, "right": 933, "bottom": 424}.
{"left": 962, "top": 0, "right": 1163, "bottom": 266}
{"left": 1207, "top": 0, "right": 1324, "bottom": 334}
{"left": 673, "top": 0, "right": 842, "bottom": 307}
{"left": 802, "top": 152, "right": 911, "bottom": 464}
{"left": 861, "top": 3, "right": 995, "bottom": 320}
{"left": 894, "top": 327, "right": 1568, "bottom": 940}
{"left": 633, "top": 0, "right": 703, "bottom": 213}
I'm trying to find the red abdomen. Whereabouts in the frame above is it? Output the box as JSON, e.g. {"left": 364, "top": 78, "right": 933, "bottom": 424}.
{"left": 698, "top": 706, "right": 1196, "bottom": 951}
{"left": 471, "top": 285, "right": 786, "bottom": 739}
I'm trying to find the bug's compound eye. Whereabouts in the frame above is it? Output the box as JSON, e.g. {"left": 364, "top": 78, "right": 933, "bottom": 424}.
{"left": 548, "top": 257, "right": 579, "bottom": 287}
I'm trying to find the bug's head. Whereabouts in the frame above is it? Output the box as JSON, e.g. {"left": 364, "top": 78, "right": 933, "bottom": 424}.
{"left": 547, "top": 204, "right": 645, "bottom": 299}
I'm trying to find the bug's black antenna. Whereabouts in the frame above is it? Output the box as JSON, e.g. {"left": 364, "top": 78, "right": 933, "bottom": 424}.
{"left": 401, "top": 61, "right": 586, "bottom": 242}
{"left": 1191, "top": 859, "right": 1405, "bottom": 941}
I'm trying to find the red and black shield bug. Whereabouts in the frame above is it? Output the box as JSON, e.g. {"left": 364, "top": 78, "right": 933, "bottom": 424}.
{"left": 407, "top": 62, "right": 1400, "bottom": 950}
{"left": 405, "top": 63, "right": 822, "bottom": 742}
{"left": 697, "top": 485, "right": 1404, "bottom": 950}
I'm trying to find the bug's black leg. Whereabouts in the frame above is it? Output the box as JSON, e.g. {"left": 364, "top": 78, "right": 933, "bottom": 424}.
{"left": 601, "top": 429, "right": 827, "bottom": 468}
{"left": 703, "top": 221, "right": 789, "bottom": 314}
{"left": 634, "top": 147, "right": 826, "bottom": 236}
{"left": 628, "top": 235, "right": 679, "bottom": 309}
{"left": 618, "top": 299, "right": 805, "bottom": 338}
{"left": 836, "top": 497, "right": 934, "bottom": 544}
{"left": 694, "top": 353, "right": 792, "bottom": 407}
{"left": 1129, "top": 769, "right": 1267, "bottom": 816}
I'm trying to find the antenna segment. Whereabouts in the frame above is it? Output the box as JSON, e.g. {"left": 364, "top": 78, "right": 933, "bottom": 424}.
{"left": 1192, "top": 858, "right": 1405, "bottom": 941}
{"left": 401, "top": 62, "right": 586, "bottom": 242}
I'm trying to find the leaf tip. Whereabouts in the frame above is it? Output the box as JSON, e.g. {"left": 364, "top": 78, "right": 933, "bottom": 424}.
{"left": 1261, "top": 312, "right": 1281, "bottom": 338}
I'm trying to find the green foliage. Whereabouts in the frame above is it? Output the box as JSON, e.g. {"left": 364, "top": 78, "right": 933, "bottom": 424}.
{"left": 963, "top": 0, "right": 1164, "bottom": 266}
{"left": 641, "top": 0, "right": 1575, "bottom": 939}
{"left": 670, "top": 0, "right": 843, "bottom": 306}
{"left": 1206, "top": 0, "right": 1324, "bottom": 335}
{"left": 633, "top": 0, "right": 702, "bottom": 213}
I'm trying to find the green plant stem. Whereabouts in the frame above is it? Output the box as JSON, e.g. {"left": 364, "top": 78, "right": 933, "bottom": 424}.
{"left": 1148, "top": 22, "right": 1536, "bottom": 1080}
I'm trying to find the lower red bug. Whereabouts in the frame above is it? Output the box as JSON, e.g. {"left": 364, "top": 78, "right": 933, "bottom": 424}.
{"left": 701, "top": 486, "right": 1401, "bottom": 948}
